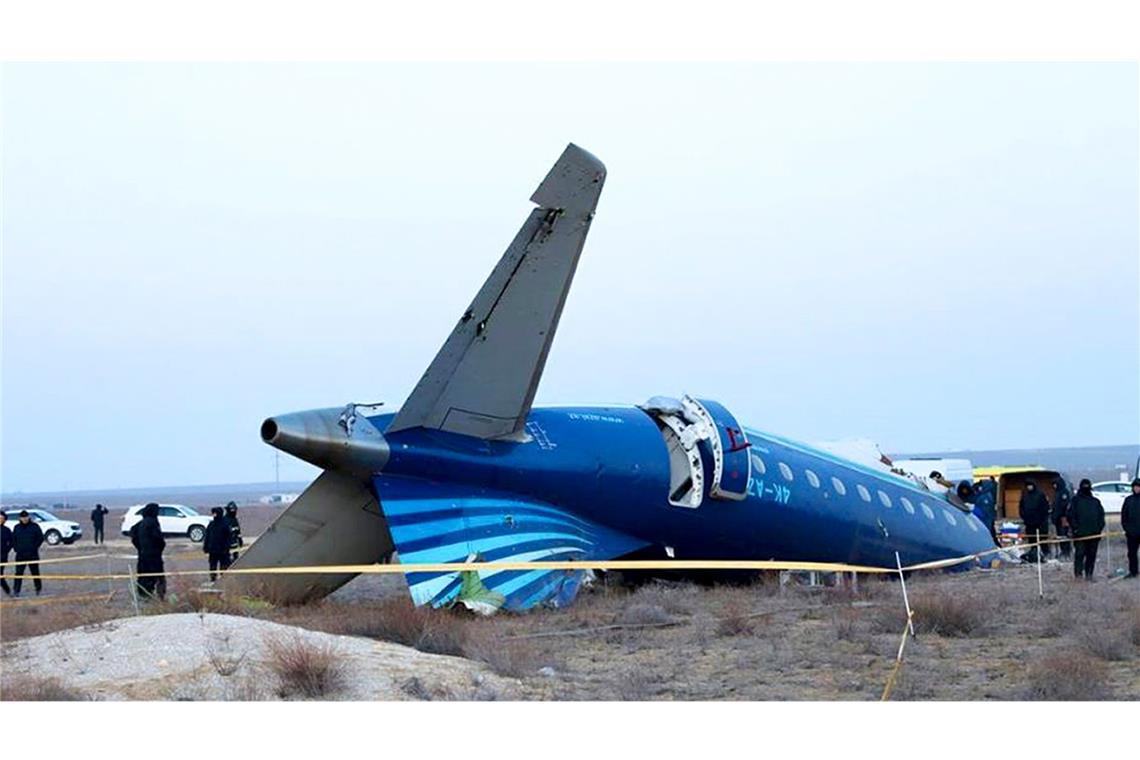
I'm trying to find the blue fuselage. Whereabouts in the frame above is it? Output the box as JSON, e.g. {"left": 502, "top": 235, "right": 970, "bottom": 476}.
{"left": 371, "top": 405, "right": 994, "bottom": 569}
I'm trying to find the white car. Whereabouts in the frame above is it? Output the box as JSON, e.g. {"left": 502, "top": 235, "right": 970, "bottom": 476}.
{"left": 1090, "top": 482, "right": 1129, "bottom": 514}
{"left": 6, "top": 508, "right": 83, "bottom": 546}
{"left": 120, "top": 504, "right": 211, "bottom": 543}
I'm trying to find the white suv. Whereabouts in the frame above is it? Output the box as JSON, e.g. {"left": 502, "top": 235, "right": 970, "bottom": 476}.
{"left": 1090, "top": 482, "right": 1128, "bottom": 514}
{"left": 120, "top": 504, "right": 211, "bottom": 543}
{"left": 4, "top": 509, "right": 83, "bottom": 546}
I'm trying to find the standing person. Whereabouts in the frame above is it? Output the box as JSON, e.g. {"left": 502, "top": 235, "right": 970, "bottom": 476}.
{"left": 0, "top": 511, "right": 12, "bottom": 596}
{"left": 129, "top": 503, "right": 166, "bottom": 600}
{"left": 1051, "top": 478, "right": 1072, "bottom": 558}
{"left": 224, "top": 502, "right": 243, "bottom": 564}
{"left": 1121, "top": 477, "right": 1140, "bottom": 579}
{"left": 972, "top": 478, "right": 998, "bottom": 545}
{"left": 1070, "top": 479, "right": 1105, "bottom": 580}
{"left": 11, "top": 510, "right": 45, "bottom": 597}
{"left": 203, "top": 507, "right": 232, "bottom": 582}
{"left": 90, "top": 503, "right": 109, "bottom": 545}
{"left": 1019, "top": 478, "right": 1051, "bottom": 562}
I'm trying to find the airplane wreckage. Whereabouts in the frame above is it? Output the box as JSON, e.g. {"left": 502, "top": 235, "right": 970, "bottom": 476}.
{"left": 230, "top": 144, "right": 996, "bottom": 612}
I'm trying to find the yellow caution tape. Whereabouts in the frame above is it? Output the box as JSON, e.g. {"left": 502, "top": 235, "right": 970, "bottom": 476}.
{"left": 8, "top": 530, "right": 1127, "bottom": 582}
{"left": 0, "top": 553, "right": 110, "bottom": 568}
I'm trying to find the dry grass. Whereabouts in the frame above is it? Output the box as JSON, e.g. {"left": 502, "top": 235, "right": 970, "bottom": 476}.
{"left": 1, "top": 676, "right": 89, "bottom": 701}
{"left": 715, "top": 600, "right": 758, "bottom": 637}
{"left": 872, "top": 588, "right": 986, "bottom": 637}
{"left": 262, "top": 633, "right": 346, "bottom": 699}
{"left": 328, "top": 597, "right": 470, "bottom": 656}
{"left": 1130, "top": 609, "right": 1140, "bottom": 647}
{"left": 911, "top": 591, "right": 987, "bottom": 637}
{"left": 1024, "top": 653, "right": 1112, "bottom": 700}
{"left": 1075, "top": 623, "right": 1135, "bottom": 662}
{"left": 0, "top": 603, "right": 121, "bottom": 642}
{"left": 463, "top": 626, "right": 544, "bottom": 678}
{"left": 833, "top": 610, "right": 863, "bottom": 642}
{"left": 629, "top": 582, "right": 701, "bottom": 617}
{"left": 618, "top": 602, "right": 673, "bottom": 626}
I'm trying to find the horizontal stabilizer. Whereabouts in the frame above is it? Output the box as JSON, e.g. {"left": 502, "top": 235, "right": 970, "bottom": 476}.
{"left": 223, "top": 470, "right": 394, "bottom": 603}
{"left": 387, "top": 143, "right": 606, "bottom": 440}
{"left": 374, "top": 474, "right": 647, "bottom": 612}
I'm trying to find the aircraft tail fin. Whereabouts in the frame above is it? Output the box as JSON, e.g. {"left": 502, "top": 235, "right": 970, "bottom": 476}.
{"left": 387, "top": 143, "right": 606, "bottom": 440}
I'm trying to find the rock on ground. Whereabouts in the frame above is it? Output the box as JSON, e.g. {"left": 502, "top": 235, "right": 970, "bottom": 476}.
{"left": 1, "top": 612, "right": 518, "bottom": 701}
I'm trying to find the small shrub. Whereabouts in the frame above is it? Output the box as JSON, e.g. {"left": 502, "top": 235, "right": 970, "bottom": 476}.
{"left": 205, "top": 632, "right": 248, "bottom": 677}
{"left": 463, "top": 628, "right": 543, "bottom": 678}
{"left": 1024, "top": 653, "right": 1111, "bottom": 700}
{"left": 911, "top": 592, "right": 986, "bottom": 637}
{"left": 224, "top": 675, "right": 268, "bottom": 701}
{"left": 618, "top": 603, "right": 672, "bottom": 626}
{"left": 1075, "top": 624, "right": 1134, "bottom": 662}
{"left": 1, "top": 676, "right": 88, "bottom": 701}
{"left": 335, "top": 597, "right": 468, "bottom": 656}
{"left": 400, "top": 676, "right": 432, "bottom": 700}
{"left": 715, "top": 600, "right": 757, "bottom": 637}
{"left": 262, "top": 633, "right": 346, "bottom": 699}
{"left": 631, "top": 582, "right": 699, "bottom": 616}
{"left": 833, "top": 610, "right": 863, "bottom": 642}
{"left": 618, "top": 669, "right": 657, "bottom": 700}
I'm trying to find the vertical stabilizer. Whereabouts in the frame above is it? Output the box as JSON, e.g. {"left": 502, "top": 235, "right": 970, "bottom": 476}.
{"left": 387, "top": 144, "right": 606, "bottom": 440}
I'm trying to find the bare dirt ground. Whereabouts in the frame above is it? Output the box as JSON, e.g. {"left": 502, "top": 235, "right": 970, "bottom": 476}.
{"left": 2, "top": 536, "right": 1137, "bottom": 700}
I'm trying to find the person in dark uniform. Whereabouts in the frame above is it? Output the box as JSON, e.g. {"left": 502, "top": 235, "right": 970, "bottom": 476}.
{"left": 11, "top": 510, "right": 45, "bottom": 597}
{"left": 224, "top": 503, "right": 243, "bottom": 563}
{"left": 1051, "top": 478, "right": 1072, "bottom": 558}
{"left": 1019, "top": 478, "right": 1051, "bottom": 562}
{"left": 1070, "top": 479, "right": 1105, "bottom": 580}
{"left": 90, "top": 503, "right": 109, "bottom": 545}
{"left": 1121, "top": 477, "right": 1140, "bottom": 579}
{"left": 0, "top": 511, "right": 12, "bottom": 596}
{"left": 203, "top": 507, "right": 232, "bottom": 582}
{"left": 129, "top": 503, "right": 166, "bottom": 600}
{"left": 972, "top": 478, "right": 998, "bottom": 544}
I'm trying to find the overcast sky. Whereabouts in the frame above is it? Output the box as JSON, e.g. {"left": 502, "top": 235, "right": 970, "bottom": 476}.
{"left": 2, "top": 63, "right": 1137, "bottom": 493}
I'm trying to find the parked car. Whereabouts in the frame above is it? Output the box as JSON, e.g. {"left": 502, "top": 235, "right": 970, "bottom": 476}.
{"left": 8, "top": 508, "right": 83, "bottom": 546}
{"left": 1090, "top": 481, "right": 1128, "bottom": 514}
{"left": 120, "top": 504, "right": 211, "bottom": 542}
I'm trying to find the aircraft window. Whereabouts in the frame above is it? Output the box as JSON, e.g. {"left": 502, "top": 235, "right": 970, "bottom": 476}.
{"left": 778, "top": 462, "right": 794, "bottom": 482}
{"left": 750, "top": 454, "right": 767, "bottom": 476}
{"left": 942, "top": 510, "right": 957, "bottom": 526}
{"left": 856, "top": 484, "right": 871, "bottom": 502}
{"left": 877, "top": 491, "right": 892, "bottom": 508}
{"left": 831, "top": 477, "right": 847, "bottom": 496}
{"left": 921, "top": 503, "right": 935, "bottom": 520}
{"left": 900, "top": 497, "right": 915, "bottom": 515}
{"left": 805, "top": 469, "right": 820, "bottom": 488}
{"left": 966, "top": 516, "right": 979, "bottom": 532}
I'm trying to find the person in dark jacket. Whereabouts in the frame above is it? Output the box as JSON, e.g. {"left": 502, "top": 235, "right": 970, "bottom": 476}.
{"left": 90, "top": 503, "right": 109, "bottom": 545}
{"left": 1121, "top": 477, "right": 1140, "bottom": 578}
{"left": 224, "top": 503, "right": 242, "bottom": 563}
{"left": 1019, "top": 478, "right": 1051, "bottom": 562}
{"left": 1051, "top": 478, "right": 1072, "bottom": 558}
{"left": 11, "top": 510, "right": 45, "bottom": 596}
{"left": 203, "top": 507, "right": 232, "bottom": 582}
{"left": 972, "top": 478, "right": 998, "bottom": 545}
{"left": 1070, "top": 479, "right": 1105, "bottom": 580}
{"left": 0, "top": 511, "right": 12, "bottom": 596}
{"left": 129, "top": 503, "right": 166, "bottom": 600}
